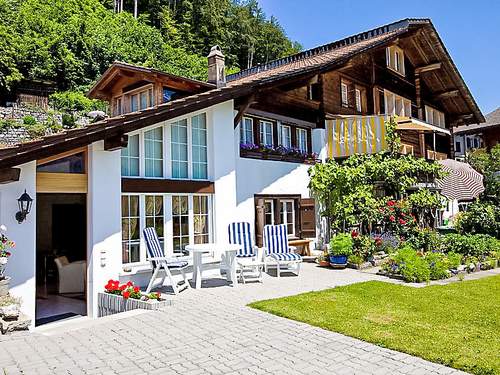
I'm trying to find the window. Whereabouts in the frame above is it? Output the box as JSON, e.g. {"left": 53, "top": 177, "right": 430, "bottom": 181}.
{"left": 296, "top": 128, "right": 307, "bottom": 152}
{"left": 191, "top": 113, "right": 208, "bottom": 180}
{"left": 114, "top": 97, "right": 123, "bottom": 116}
{"left": 172, "top": 195, "right": 189, "bottom": 254}
{"left": 259, "top": 120, "right": 273, "bottom": 146}
{"left": 455, "top": 140, "right": 462, "bottom": 153}
{"left": 355, "top": 88, "right": 362, "bottom": 112}
{"left": 122, "top": 195, "right": 140, "bottom": 264}
{"left": 130, "top": 94, "right": 138, "bottom": 112}
{"left": 473, "top": 138, "right": 480, "bottom": 149}
{"left": 163, "top": 88, "right": 181, "bottom": 103}
{"left": 37, "top": 152, "right": 85, "bottom": 174}
{"left": 264, "top": 200, "right": 274, "bottom": 226}
{"left": 140, "top": 91, "right": 148, "bottom": 110}
{"left": 425, "top": 105, "right": 446, "bottom": 128}
{"left": 193, "top": 195, "right": 210, "bottom": 244}
{"left": 280, "top": 200, "right": 295, "bottom": 236}
{"left": 466, "top": 137, "right": 472, "bottom": 149}
{"left": 384, "top": 90, "right": 412, "bottom": 117}
{"left": 400, "top": 143, "right": 414, "bottom": 155}
{"left": 278, "top": 124, "right": 291, "bottom": 148}
{"left": 341, "top": 82, "right": 349, "bottom": 106}
{"left": 386, "top": 45, "right": 405, "bottom": 75}
{"left": 308, "top": 83, "right": 321, "bottom": 101}
{"left": 144, "top": 127, "right": 163, "bottom": 177}
{"left": 171, "top": 119, "right": 189, "bottom": 179}
{"left": 121, "top": 134, "right": 140, "bottom": 177}
{"left": 240, "top": 117, "right": 254, "bottom": 144}
{"left": 145, "top": 195, "right": 164, "bottom": 248}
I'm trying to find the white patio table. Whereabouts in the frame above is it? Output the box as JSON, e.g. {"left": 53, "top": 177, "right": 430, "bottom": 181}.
{"left": 185, "top": 243, "right": 241, "bottom": 289}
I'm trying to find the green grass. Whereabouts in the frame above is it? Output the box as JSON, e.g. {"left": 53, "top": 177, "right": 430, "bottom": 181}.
{"left": 249, "top": 275, "right": 500, "bottom": 375}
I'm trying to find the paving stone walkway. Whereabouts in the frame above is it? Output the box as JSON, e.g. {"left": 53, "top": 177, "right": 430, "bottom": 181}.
{"left": 0, "top": 264, "right": 468, "bottom": 375}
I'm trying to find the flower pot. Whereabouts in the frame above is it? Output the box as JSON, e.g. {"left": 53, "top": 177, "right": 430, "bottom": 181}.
{"left": 329, "top": 255, "right": 347, "bottom": 268}
{"left": 318, "top": 260, "right": 330, "bottom": 267}
{"left": 0, "top": 276, "right": 10, "bottom": 297}
{"left": 97, "top": 292, "right": 172, "bottom": 317}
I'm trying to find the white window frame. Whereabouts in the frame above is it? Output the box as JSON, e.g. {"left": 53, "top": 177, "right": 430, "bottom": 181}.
{"left": 125, "top": 84, "right": 154, "bottom": 114}
{"left": 296, "top": 128, "right": 308, "bottom": 152}
{"left": 341, "top": 82, "right": 349, "bottom": 106}
{"left": 386, "top": 45, "right": 405, "bottom": 76}
{"left": 264, "top": 199, "right": 275, "bottom": 226}
{"left": 384, "top": 89, "right": 412, "bottom": 117}
{"left": 355, "top": 88, "right": 362, "bottom": 112}
{"left": 259, "top": 120, "right": 274, "bottom": 146}
{"left": 280, "top": 199, "right": 296, "bottom": 237}
{"left": 144, "top": 126, "right": 164, "bottom": 178}
{"left": 191, "top": 113, "right": 208, "bottom": 180}
{"left": 121, "top": 194, "right": 142, "bottom": 266}
{"left": 425, "top": 105, "right": 446, "bottom": 128}
{"left": 240, "top": 117, "right": 254, "bottom": 144}
{"left": 121, "top": 133, "right": 140, "bottom": 177}
{"left": 278, "top": 123, "right": 291, "bottom": 148}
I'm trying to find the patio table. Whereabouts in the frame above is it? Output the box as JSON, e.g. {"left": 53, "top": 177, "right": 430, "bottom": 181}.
{"left": 186, "top": 243, "right": 241, "bottom": 289}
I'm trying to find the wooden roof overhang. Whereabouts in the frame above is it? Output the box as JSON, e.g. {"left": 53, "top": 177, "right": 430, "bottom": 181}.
{"left": 87, "top": 62, "right": 215, "bottom": 100}
{"left": 396, "top": 22, "right": 483, "bottom": 126}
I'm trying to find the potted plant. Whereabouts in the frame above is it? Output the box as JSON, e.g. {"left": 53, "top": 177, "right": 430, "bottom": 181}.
{"left": 317, "top": 253, "right": 330, "bottom": 267}
{"left": 0, "top": 225, "right": 15, "bottom": 297}
{"left": 329, "top": 233, "right": 353, "bottom": 268}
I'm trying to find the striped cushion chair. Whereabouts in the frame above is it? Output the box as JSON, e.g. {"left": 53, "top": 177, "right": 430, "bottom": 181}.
{"left": 227, "top": 222, "right": 264, "bottom": 283}
{"left": 143, "top": 227, "right": 190, "bottom": 295}
{"left": 263, "top": 224, "right": 302, "bottom": 278}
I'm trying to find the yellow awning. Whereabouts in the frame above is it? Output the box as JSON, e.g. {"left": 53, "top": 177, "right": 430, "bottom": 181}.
{"left": 395, "top": 117, "right": 451, "bottom": 135}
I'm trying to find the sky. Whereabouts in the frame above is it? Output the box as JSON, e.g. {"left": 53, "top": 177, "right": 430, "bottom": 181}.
{"left": 258, "top": 0, "right": 500, "bottom": 115}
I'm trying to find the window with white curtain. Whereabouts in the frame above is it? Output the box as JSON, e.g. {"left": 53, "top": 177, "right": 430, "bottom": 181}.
{"left": 193, "top": 195, "right": 210, "bottom": 244}
{"left": 296, "top": 128, "right": 307, "bottom": 152}
{"left": 355, "top": 88, "right": 362, "bottom": 112}
{"left": 171, "top": 119, "right": 189, "bottom": 179}
{"left": 425, "top": 105, "right": 446, "bottom": 128}
{"left": 386, "top": 45, "right": 405, "bottom": 75}
{"left": 384, "top": 90, "right": 412, "bottom": 117}
{"left": 280, "top": 200, "right": 295, "bottom": 236}
{"left": 172, "top": 195, "right": 190, "bottom": 254}
{"left": 144, "top": 127, "right": 163, "bottom": 177}
{"left": 240, "top": 117, "right": 254, "bottom": 144}
{"left": 121, "top": 134, "right": 140, "bottom": 177}
{"left": 259, "top": 120, "right": 273, "bottom": 146}
{"left": 191, "top": 113, "right": 208, "bottom": 180}
{"left": 341, "top": 82, "right": 349, "bottom": 106}
{"left": 278, "top": 124, "right": 291, "bottom": 148}
{"left": 121, "top": 195, "right": 141, "bottom": 264}
{"left": 145, "top": 195, "right": 164, "bottom": 247}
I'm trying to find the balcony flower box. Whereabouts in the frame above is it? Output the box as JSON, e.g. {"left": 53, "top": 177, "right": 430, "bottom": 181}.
{"left": 97, "top": 292, "right": 172, "bottom": 317}
{"left": 240, "top": 143, "right": 317, "bottom": 164}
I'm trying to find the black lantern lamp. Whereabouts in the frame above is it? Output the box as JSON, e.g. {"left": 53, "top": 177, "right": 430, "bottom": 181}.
{"left": 16, "top": 190, "right": 33, "bottom": 224}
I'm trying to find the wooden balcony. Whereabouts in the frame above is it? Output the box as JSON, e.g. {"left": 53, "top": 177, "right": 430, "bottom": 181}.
{"left": 426, "top": 150, "right": 448, "bottom": 160}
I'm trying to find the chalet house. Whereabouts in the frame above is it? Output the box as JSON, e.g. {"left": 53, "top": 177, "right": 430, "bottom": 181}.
{"left": 0, "top": 19, "right": 482, "bottom": 326}
{"left": 452, "top": 107, "right": 499, "bottom": 159}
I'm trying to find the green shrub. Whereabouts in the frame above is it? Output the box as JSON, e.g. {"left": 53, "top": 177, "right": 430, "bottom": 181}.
{"left": 49, "top": 91, "right": 106, "bottom": 114}
{"left": 62, "top": 113, "right": 75, "bottom": 128}
{"left": 442, "top": 233, "right": 499, "bottom": 257}
{"left": 455, "top": 202, "right": 499, "bottom": 238}
{"left": 22, "top": 115, "right": 37, "bottom": 126}
{"left": 352, "top": 233, "right": 375, "bottom": 259}
{"left": 446, "top": 252, "right": 462, "bottom": 269}
{"left": 408, "top": 228, "right": 442, "bottom": 252}
{"left": 329, "top": 234, "right": 353, "bottom": 256}
{"left": 348, "top": 254, "right": 364, "bottom": 265}
{"left": 425, "top": 252, "right": 450, "bottom": 280}
{"left": 390, "top": 246, "right": 430, "bottom": 283}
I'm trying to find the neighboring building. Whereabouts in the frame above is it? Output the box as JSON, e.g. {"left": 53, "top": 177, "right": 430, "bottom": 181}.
{"left": 0, "top": 19, "right": 482, "bottom": 326}
{"left": 452, "top": 107, "right": 500, "bottom": 159}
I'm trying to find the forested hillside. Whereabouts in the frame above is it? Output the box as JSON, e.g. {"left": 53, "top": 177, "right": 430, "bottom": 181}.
{"left": 0, "top": 0, "right": 300, "bottom": 98}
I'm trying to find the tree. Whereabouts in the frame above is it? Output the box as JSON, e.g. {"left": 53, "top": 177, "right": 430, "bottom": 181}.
{"left": 467, "top": 144, "right": 500, "bottom": 203}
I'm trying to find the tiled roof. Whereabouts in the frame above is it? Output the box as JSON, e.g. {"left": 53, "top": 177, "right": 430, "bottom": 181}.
{"left": 453, "top": 107, "right": 500, "bottom": 134}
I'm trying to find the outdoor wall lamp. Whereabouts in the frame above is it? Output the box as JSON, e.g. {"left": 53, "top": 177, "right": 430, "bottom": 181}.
{"left": 15, "top": 190, "right": 33, "bottom": 224}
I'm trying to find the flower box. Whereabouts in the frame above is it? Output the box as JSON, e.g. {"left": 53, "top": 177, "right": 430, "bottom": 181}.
{"left": 97, "top": 292, "right": 172, "bottom": 317}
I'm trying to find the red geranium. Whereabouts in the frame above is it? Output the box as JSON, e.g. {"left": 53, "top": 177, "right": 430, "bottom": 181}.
{"left": 133, "top": 286, "right": 140, "bottom": 293}
{"left": 351, "top": 230, "right": 359, "bottom": 238}
{"left": 122, "top": 291, "right": 130, "bottom": 299}
{"left": 387, "top": 200, "right": 395, "bottom": 207}
{"left": 399, "top": 218, "right": 407, "bottom": 225}
{"left": 389, "top": 215, "right": 395, "bottom": 222}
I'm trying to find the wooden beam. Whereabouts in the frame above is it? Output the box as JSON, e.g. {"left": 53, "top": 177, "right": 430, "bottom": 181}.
{"left": 104, "top": 134, "right": 128, "bottom": 151}
{"left": 415, "top": 62, "right": 442, "bottom": 74}
{"left": 233, "top": 94, "right": 255, "bottom": 128}
{"left": 0, "top": 168, "right": 20, "bottom": 184}
{"left": 434, "top": 89, "right": 459, "bottom": 100}
{"left": 122, "top": 178, "right": 215, "bottom": 194}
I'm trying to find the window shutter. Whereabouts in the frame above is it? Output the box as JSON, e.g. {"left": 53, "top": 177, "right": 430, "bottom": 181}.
{"left": 255, "top": 197, "right": 265, "bottom": 247}
{"left": 299, "top": 198, "right": 316, "bottom": 238}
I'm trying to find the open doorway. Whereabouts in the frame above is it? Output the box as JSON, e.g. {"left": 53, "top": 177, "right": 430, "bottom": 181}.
{"left": 35, "top": 193, "right": 87, "bottom": 326}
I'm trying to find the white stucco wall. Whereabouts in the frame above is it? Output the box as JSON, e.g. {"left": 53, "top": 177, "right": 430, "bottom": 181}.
{"left": 0, "top": 162, "right": 36, "bottom": 323}
{"left": 87, "top": 141, "right": 122, "bottom": 317}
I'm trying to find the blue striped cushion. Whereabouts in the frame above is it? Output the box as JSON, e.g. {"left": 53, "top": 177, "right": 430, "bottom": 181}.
{"left": 143, "top": 227, "right": 185, "bottom": 268}
{"left": 264, "top": 224, "right": 289, "bottom": 255}
{"left": 228, "top": 222, "right": 255, "bottom": 257}
{"left": 270, "top": 253, "right": 302, "bottom": 261}
{"left": 167, "top": 261, "right": 189, "bottom": 268}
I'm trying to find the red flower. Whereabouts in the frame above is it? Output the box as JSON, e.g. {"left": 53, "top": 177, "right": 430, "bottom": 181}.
{"left": 126, "top": 281, "right": 133, "bottom": 287}
{"left": 389, "top": 207, "right": 394, "bottom": 212}
{"left": 399, "top": 219, "right": 407, "bottom": 225}
{"left": 351, "top": 230, "right": 359, "bottom": 238}
{"left": 375, "top": 238, "right": 382, "bottom": 246}
{"left": 387, "top": 200, "right": 395, "bottom": 207}
{"left": 156, "top": 292, "right": 161, "bottom": 299}
{"left": 122, "top": 291, "right": 130, "bottom": 299}
{"left": 119, "top": 284, "right": 127, "bottom": 291}
{"left": 5, "top": 252, "right": 10, "bottom": 257}
{"left": 389, "top": 215, "right": 395, "bottom": 222}
{"left": 133, "top": 286, "right": 140, "bottom": 293}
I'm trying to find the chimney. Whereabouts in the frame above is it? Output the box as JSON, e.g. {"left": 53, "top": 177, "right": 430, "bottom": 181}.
{"left": 207, "top": 45, "right": 226, "bottom": 87}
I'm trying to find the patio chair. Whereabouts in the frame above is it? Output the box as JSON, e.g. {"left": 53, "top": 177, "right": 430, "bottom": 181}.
{"left": 263, "top": 224, "right": 302, "bottom": 278}
{"left": 227, "top": 222, "right": 264, "bottom": 283}
{"left": 143, "top": 227, "right": 190, "bottom": 295}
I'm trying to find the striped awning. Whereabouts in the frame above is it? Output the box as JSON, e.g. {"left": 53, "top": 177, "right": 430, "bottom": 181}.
{"left": 436, "top": 159, "right": 484, "bottom": 201}
{"left": 326, "top": 115, "right": 388, "bottom": 158}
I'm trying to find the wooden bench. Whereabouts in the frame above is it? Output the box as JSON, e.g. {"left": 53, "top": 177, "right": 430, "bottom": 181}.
{"left": 289, "top": 239, "right": 313, "bottom": 256}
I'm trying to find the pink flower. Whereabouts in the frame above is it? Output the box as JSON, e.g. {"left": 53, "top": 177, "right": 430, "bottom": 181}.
{"left": 389, "top": 215, "right": 395, "bottom": 222}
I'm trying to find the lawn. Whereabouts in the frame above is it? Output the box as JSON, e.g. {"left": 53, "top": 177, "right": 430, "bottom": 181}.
{"left": 249, "top": 275, "right": 500, "bottom": 375}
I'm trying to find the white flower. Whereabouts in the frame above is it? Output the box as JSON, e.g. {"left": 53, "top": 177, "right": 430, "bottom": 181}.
{"left": 0, "top": 225, "right": 6, "bottom": 232}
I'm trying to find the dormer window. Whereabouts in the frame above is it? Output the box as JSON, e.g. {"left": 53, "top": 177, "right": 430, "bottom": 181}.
{"left": 386, "top": 45, "right": 405, "bottom": 76}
